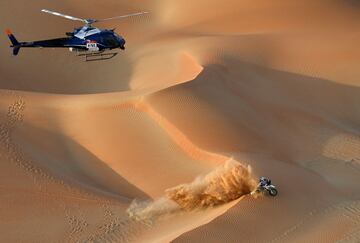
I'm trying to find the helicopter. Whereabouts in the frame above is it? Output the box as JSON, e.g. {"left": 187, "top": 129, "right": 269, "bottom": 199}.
{"left": 5, "top": 9, "right": 148, "bottom": 61}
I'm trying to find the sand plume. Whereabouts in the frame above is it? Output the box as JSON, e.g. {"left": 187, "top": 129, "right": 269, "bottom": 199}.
{"left": 166, "top": 159, "right": 256, "bottom": 211}
{"left": 127, "top": 160, "right": 256, "bottom": 223}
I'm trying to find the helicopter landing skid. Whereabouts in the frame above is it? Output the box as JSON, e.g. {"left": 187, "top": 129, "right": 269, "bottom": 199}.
{"left": 77, "top": 52, "right": 118, "bottom": 62}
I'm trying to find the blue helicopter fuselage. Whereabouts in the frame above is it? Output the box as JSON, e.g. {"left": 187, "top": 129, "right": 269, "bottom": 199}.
{"left": 6, "top": 26, "right": 126, "bottom": 56}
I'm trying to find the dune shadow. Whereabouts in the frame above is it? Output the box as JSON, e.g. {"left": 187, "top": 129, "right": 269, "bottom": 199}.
{"left": 13, "top": 122, "right": 150, "bottom": 201}
{"left": 0, "top": 52, "right": 133, "bottom": 94}
{"left": 149, "top": 57, "right": 360, "bottom": 159}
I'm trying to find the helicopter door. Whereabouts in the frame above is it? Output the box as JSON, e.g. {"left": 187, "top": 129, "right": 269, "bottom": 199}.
{"left": 86, "top": 42, "right": 99, "bottom": 52}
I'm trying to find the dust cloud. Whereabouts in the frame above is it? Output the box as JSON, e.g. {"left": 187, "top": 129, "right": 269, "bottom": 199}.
{"left": 127, "top": 160, "right": 256, "bottom": 224}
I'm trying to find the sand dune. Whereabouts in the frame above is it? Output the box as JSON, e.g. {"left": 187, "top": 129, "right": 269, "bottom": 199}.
{"left": 1, "top": 0, "right": 360, "bottom": 242}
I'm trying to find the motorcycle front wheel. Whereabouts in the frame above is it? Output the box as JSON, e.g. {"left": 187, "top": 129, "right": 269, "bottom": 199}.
{"left": 268, "top": 188, "right": 278, "bottom": 197}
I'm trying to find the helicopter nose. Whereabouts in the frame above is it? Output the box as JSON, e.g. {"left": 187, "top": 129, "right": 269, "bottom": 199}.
{"left": 119, "top": 38, "right": 126, "bottom": 49}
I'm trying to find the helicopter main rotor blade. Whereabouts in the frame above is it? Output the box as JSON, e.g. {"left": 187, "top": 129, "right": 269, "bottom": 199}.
{"left": 41, "top": 9, "right": 86, "bottom": 23}
{"left": 95, "top": 12, "right": 149, "bottom": 23}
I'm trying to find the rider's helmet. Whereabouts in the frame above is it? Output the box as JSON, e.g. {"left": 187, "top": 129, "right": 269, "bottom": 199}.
{"left": 259, "top": 176, "right": 266, "bottom": 182}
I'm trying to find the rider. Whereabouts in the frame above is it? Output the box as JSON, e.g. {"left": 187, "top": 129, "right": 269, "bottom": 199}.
{"left": 259, "top": 177, "right": 271, "bottom": 187}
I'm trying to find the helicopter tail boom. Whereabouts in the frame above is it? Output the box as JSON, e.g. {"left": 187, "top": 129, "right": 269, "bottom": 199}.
{"left": 5, "top": 29, "right": 21, "bottom": 55}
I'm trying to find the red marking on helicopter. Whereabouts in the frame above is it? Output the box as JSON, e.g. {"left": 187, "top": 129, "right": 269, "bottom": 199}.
{"left": 5, "top": 29, "right": 12, "bottom": 36}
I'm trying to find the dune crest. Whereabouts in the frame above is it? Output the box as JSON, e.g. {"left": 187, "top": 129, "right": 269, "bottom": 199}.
{"left": 115, "top": 100, "right": 229, "bottom": 165}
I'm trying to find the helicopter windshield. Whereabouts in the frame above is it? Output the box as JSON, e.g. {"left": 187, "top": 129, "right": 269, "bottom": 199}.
{"left": 101, "top": 34, "right": 119, "bottom": 46}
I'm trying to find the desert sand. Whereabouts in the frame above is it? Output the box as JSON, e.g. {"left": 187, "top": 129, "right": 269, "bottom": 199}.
{"left": 0, "top": 0, "right": 359, "bottom": 242}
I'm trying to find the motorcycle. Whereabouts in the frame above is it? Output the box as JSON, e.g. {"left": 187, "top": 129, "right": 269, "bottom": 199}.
{"left": 253, "top": 183, "right": 278, "bottom": 197}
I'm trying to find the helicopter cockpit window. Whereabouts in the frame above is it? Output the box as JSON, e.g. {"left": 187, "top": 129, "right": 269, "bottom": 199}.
{"left": 101, "top": 34, "right": 118, "bottom": 46}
